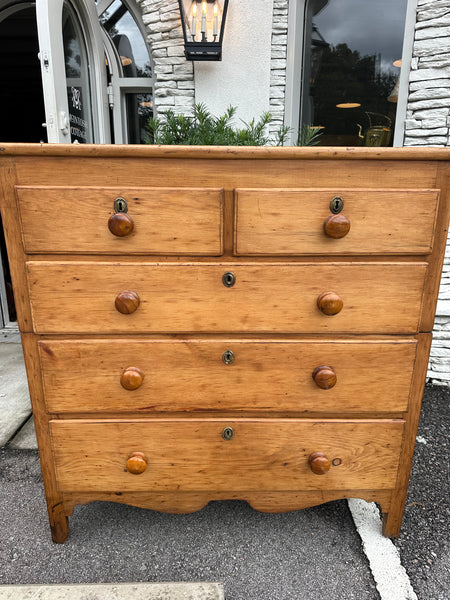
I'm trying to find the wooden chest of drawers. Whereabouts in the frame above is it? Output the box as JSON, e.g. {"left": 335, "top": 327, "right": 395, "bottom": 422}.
{"left": 1, "top": 144, "right": 449, "bottom": 543}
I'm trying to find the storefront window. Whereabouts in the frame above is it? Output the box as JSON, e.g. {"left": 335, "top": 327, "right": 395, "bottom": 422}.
{"left": 63, "top": 2, "right": 94, "bottom": 143}
{"left": 125, "top": 92, "right": 153, "bottom": 144}
{"left": 301, "top": 0, "right": 407, "bottom": 146}
{"left": 99, "top": 0, "right": 153, "bottom": 143}
{"left": 100, "top": 0, "right": 151, "bottom": 78}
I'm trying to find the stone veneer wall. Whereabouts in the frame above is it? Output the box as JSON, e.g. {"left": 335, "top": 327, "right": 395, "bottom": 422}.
{"left": 404, "top": 0, "right": 450, "bottom": 384}
{"left": 269, "top": 0, "right": 289, "bottom": 139}
{"left": 137, "top": 0, "right": 195, "bottom": 115}
{"left": 136, "top": 0, "right": 291, "bottom": 134}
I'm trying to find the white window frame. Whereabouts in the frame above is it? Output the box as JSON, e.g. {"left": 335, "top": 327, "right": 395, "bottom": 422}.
{"left": 97, "top": 0, "right": 154, "bottom": 144}
{"left": 284, "top": 0, "right": 418, "bottom": 146}
{"left": 36, "top": 0, "right": 110, "bottom": 143}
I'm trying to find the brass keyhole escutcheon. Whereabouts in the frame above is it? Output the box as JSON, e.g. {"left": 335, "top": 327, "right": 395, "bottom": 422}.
{"left": 222, "top": 427, "right": 234, "bottom": 441}
{"left": 222, "top": 350, "right": 235, "bottom": 365}
{"left": 222, "top": 271, "right": 236, "bottom": 288}
{"left": 330, "top": 196, "right": 344, "bottom": 214}
{"left": 114, "top": 196, "right": 128, "bottom": 213}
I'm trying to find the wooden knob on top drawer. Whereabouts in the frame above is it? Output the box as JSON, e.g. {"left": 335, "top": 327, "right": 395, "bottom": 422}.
{"left": 317, "top": 291, "right": 343, "bottom": 316}
{"left": 312, "top": 365, "right": 337, "bottom": 389}
{"left": 126, "top": 452, "right": 148, "bottom": 474}
{"left": 115, "top": 290, "right": 140, "bottom": 314}
{"left": 324, "top": 214, "right": 351, "bottom": 239}
{"left": 308, "top": 452, "right": 331, "bottom": 475}
{"left": 108, "top": 213, "right": 134, "bottom": 237}
{"left": 121, "top": 367, "right": 144, "bottom": 390}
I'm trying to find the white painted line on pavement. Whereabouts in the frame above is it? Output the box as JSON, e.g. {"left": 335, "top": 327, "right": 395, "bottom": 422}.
{"left": 348, "top": 499, "right": 417, "bottom": 600}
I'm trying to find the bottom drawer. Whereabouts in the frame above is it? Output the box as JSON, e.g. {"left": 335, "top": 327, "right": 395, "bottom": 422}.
{"left": 51, "top": 419, "right": 404, "bottom": 493}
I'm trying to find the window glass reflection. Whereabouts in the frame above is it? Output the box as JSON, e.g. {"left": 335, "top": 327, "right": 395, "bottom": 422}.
{"left": 63, "top": 3, "right": 93, "bottom": 143}
{"left": 126, "top": 93, "right": 153, "bottom": 144}
{"left": 302, "top": 0, "right": 407, "bottom": 146}
{"left": 101, "top": 0, "right": 151, "bottom": 77}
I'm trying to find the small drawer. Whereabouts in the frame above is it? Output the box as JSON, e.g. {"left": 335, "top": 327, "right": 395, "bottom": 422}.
{"left": 234, "top": 188, "right": 440, "bottom": 255}
{"left": 27, "top": 261, "right": 427, "bottom": 334}
{"left": 16, "top": 186, "right": 224, "bottom": 255}
{"left": 50, "top": 418, "right": 404, "bottom": 493}
{"left": 39, "top": 338, "right": 417, "bottom": 414}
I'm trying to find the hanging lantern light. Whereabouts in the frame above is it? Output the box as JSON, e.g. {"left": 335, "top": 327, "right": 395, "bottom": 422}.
{"left": 178, "top": 0, "right": 229, "bottom": 61}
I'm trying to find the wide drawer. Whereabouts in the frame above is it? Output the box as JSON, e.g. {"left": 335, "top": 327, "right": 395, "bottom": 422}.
{"left": 27, "top": 262, "right": 427, "bottom": 334}
{"left": 16, "top": 186, "right": 224, "bottom": 254}
{"left": 234, "top": 188, "right": 440, "bottom": 255}
{"left": 39, "top": 338, "right": 417, "bottom": 414}
{"left": 27, "top": 261, "right": 426, "bottom": 333}
{"left": 50, "top": 419, "right": 404, "bottom": 492}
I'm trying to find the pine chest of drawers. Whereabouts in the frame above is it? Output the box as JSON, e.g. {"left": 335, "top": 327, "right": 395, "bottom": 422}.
{"left": 1, "top": 144, "right": 449, "bottom": 543}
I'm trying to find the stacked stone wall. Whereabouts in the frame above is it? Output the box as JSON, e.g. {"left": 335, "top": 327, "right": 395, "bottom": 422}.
{"left": 269, "top": 0, "right": 289, "bottom": 139}
{"left": 137, "top": 0, "right": 195, "bottom": 116}
{"left": 405, "top": 0, "right": 450, "bottom": 384}
{"left": 404, "top": 0, "right": 450, "bottom": 146}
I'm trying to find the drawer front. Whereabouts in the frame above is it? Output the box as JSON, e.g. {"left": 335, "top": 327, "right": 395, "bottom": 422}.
{"left": 51, "top": 419, "right": 404, "bottom": 492}
{"left": 40, "top": 339, "right": 417, "bottom": 414}
{"left": 27, "top": 262, "right": 427, "bottom": 334}
{"left": 234, "top": 189, "right": 439, "bottom": 255}
{"left": 16, "top": 186, "right": 223, "bottom": 254}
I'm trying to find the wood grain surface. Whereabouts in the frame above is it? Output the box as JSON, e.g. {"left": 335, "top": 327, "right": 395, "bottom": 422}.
{"left": 234, "top": 189, "right": 439, "bottom": 255}
{"left": 17, "top": 186, "right": 224, "bottom": 255}
{"left": 50, "top": 418, "right": 404, "bottom": 492}
{"left": 26, "top": 262, "right": 427, "bottom": 334}
{"left": 39, "top": 338, "right": 417, "bottom": 414}
{"left": 1, "top": 145, "right": 448, "bottom": 541}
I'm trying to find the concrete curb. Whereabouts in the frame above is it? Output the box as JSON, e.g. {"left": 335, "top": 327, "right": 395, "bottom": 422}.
{"left": 0, "top": 583, "right": 225, "bottom": 600}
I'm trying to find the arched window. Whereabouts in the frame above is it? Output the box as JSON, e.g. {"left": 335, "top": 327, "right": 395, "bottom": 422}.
{"left": 34, "top": 0, "right": 153, "bottom": 143}
{"left": 98, "top": 0, "right": 154, "bottom": 143}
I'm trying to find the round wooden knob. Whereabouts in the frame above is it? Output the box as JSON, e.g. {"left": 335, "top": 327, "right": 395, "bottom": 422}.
{"left": 312, "top": 365, "right": 337, "bottom": 389}
{"left": 317, "top": 291, "right": 343, "bottom": 316}
{"left": 121, "top": 367, "right": 144, "bottom": 390}
{"left": 324, "top": 214, "right": 351, "bottom": 239}
{"left": 309, "top": 452, "right": 331, "bottom": 475}
{"left": 115, "top": 290, "right": 140, "bottom": 314}
{"left": 108, "top": 213, "right": 134, "bottom": 237}
{"left": 126, "top": 452, "right": 148, "bottom": 475}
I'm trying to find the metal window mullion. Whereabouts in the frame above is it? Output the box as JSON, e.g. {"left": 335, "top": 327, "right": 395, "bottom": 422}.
{"left": 116, "top": 77, "right": 154, "bottom": 89}
{"left": 393, "top": 0, "right": 419, "bottom": 147}
{"left": 96, "top": 0, "right": 116, "bottom": 18}
{"left": 284, "top": 0, "right": 307, "bottom": 146}
{"left": 108, "top": 73, "right": 124, "bottom": 143}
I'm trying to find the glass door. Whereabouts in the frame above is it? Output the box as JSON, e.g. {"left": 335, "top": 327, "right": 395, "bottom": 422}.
{"left": 62, "top": 2, "right": 94, "bottom": 142}
{"left": 36, "top": 0, "right": 110, "bottom": 142}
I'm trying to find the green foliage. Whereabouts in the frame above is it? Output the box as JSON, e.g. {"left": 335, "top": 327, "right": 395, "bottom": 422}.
{"left": 146, "top": 103, "right": 322, "bottom": 147}
{"left": 296, "top": 124, "right": 323, "bottom": 146}
{"left": 147, "top": 103, "right": 272, "bottom": 146}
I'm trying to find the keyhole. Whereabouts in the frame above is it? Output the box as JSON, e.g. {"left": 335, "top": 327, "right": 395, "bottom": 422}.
{"left": 222, "top": 350, "right": 235, "bottom": 365}
{"left": 222, "top": 271, "right": 236, "bottom": 287}
{"left": 222, "top": 427, "right": 234, "bottom": 441}
{"left": 114, "top": 197, "right": 128, "bottom": 213}
{"left": 330, "top": 196, "right": 344, "bottom": 214}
